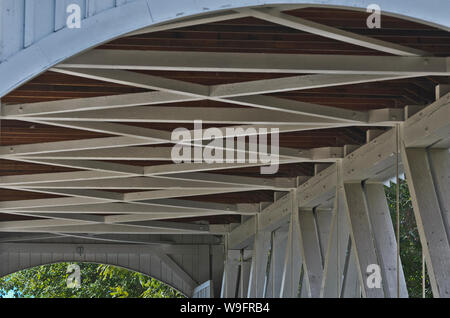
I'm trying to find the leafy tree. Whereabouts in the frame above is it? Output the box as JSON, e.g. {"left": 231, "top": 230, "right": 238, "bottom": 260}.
{"left": 0, "top": 262, "right": 185, "bottom": 298}
{"left": 385, "top": 179, "right": 432, "bottom": 298}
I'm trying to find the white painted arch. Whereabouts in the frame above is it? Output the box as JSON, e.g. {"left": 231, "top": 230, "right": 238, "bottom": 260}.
{"left": 0, "top": 242, "right": 216, "bottom": 297}
{"left": 0, "top": 0, "right": 449, "bottom": 98}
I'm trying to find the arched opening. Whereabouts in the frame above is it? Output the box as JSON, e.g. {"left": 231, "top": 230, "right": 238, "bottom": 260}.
{"left": 0, "top": 262, "right": 185, "bottom": 298}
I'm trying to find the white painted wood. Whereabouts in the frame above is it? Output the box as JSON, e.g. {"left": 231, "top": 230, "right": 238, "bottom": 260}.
{"left": 20, "top": 105, "right": 345, "bottom": 125}
{"left": 247, "top": 220, "right": 271, "bottom": 298}
{"left": 403, "top": 93, "right": 450, "bottom": 148}
{"left": 160, "top": 173, "right": 297, "bottom": 190}
{"left": 58, "top": 49, "right": 450, "bottom": 75}
{"left": 402, "top": 148, "right": 450, "bottom": 297}
{"left": 210, "top": 74, "right": 414, "bottom": 98}
{"left": 225, "top": 94, "right": 366, "bottom": 123}
{"left": 1, "top": 202, "right": 223, "bottom": 214}
{"left": 128, "top": 11, "right": 247, "bottom": 36}
{"left": 0, "top": 136, "right": 149, "bottom": 156}
{"left": 244, "top": 8, "right": 424, "bottom": 56}
{"left": 2, "top": 0, "right": 449, "bottom": 100}
{"left": 280, "top": 192, "right": 302, "bottom": 297}
{"left": 342, "top": 183, "right": 384, "bottom": 298}
{"left": 2, "top": 91, "right": 196, "bottom": 117}
{"left": 364, "top": 183, "right": 408, "bottom": 297}
{"left": 51, "top": 67, "right": 210, "bottom": 97}
{"left": 193, "top": 280, "right": 214, "bottom": 298}
{"left": 220, "top": 250, "right": 240, "bottom": 298}
{"left": 436, "top": 84, "right": 450, "bottom": 100}
{"left": 314, "top": 210, "right": 332, "bottom": 261}
{"left": 298, "top": 209, "right": 323, "bottom": 297}
{"left": 124, "top": 188, "right": 256, "bottom": 202}
{"left": 266, "top": 227, "right": 288, "bottom": 298}
{"left": 229, "top": 96, "right": 450, "bottom": 253}
{"left": 14, "top": 176, "right": 256, "bottom": 190}
{"left": 428, "top": 149, "right": 450, "bottom": 238}
{"left": 0, "top": 240, "right": 216, "bottom": 297}
{"left": 238, "top": 252, "right": 252, "bottom": 298}
{"left": 0, "top": 170, "right": 124, "bottom": 185}
{"left": 341, "top": 244, "right": 361, "bottom": 298}
{"left": 46, "top": 68, "right": 376, "bottom": 125}
{"left": 320, "top": 191, "right": 350, "bottom": 298}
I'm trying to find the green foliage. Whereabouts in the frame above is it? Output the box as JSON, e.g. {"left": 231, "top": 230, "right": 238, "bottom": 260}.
{"left": 0, "top": 262, "right": 185, "bottom": 298}
{"left": 384, "top": 179, "right": 432, "bottom": 298}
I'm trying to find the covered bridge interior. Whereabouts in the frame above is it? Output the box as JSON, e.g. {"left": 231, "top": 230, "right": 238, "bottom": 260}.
{"left": 0, "top": 1, "right": 449, "bottom": 298}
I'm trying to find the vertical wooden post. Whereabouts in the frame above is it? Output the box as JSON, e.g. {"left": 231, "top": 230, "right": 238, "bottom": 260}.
{"left": 342, "top": 183, "right": 384, "bottom": 298}
{"left": 299, "top": 209, "right": 323, "bottom": 297}
{"left": 402, "top": 148, "right": 450, "bottom": 297}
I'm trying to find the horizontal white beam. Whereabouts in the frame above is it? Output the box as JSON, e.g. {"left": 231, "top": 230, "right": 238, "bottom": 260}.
{"left": 123, "top": 188, "right": 257, "bottom": 202}
{"left": 8, "top": 175, "right": 297, "bottom": 191}
{"left": 4, "top": 70, "right": 412, "bottom": 122}
{"left": 1, "top": 91, "right": 198, "bottom": 117}
{"left": 0, "top": 242, "right": 217, "bottom": 256}
{"left": 224, "top": 94, "right": 366, "bottom": 122}
{"left": 209, "top": 74, "right": 416, "bottom": 98}
{"left": 1, "top": 122, "right": 332, "bottom": 159}
{"left": 0, "top": 202, "right": 231, "bottom": 214}
{"left": 6, "top": 176, "right": 258, "bottom": 190}
{"left": 159, "top": 173, "right": 298, "bottom": 190}
{"left": 0, "top": 223, "right": 215, "bottom": 235}
{"left": 0, "top": 192, "right": 258, "bottom": 214}
{"left": 17, "top": 106, "right": 345, "bottom": 125}
{"left": 403, "top": 93, "right": 450, "bottom": 148}
{"left": 0, "top": 165, "right": 296, "bottom": 189}
{"left": 0, "top": 136, "right": 149, "bottom": 156}
{"left": 47, "top": 68, "right": 368, "bottom": 124}
{"left": 0, "top": 170, "right": 125, "bottom": 185}
{"left": 57, "top": 50, "right": 450, "bottom": 75}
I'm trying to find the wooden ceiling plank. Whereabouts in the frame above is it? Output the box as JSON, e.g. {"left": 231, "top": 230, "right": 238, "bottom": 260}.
{"left": 243, "top": 8, "right": 426, "bottom": 56}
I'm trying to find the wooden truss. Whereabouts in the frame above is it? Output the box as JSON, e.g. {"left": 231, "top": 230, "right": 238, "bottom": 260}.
{"left": 0, "top": 6, "right": 449, "bottom": 298}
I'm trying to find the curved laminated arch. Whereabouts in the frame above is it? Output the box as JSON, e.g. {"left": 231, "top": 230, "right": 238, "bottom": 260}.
{"left": 0, "top": 243, "right": 203, "bottom": 297}
{"left": 0, "top": 0, "right": 449, "bottom": 98}
{"left": 0, "top": 260, "right": 187, "bottom": 297}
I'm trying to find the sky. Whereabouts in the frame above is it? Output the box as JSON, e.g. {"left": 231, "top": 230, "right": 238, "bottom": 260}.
{"left": 5, "top": 290, "right": 14, "bottom": 298}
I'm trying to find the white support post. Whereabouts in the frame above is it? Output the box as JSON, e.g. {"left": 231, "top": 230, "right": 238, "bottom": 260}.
{"left": 342, "top": 183, "right": 384, "bottom": 298}
{"left": 341, "top": 244, "right": 361, "bottom": 298}
{"left": 247, "top": 215, "right": 271, "bottom": 298}
{"left": 298, "top": 209, "right": 323, "bottom": 297}
{"left": 364, "top": 183, "right": 408, "bottom": 298}
{"left": 320, "top": 184, "right": 350, "bottom": 298}
{"left": 238, "top": 249, "right": 252, "bottom": 298}
{"left": 280, "top": 191, "right": 303, "bottom": 298}
{"left": 401, "top": 148, "right": 450, "bottom": 298}
{"left": 314, "top": 210, "right": 332, "bottom": 261}
{"left": 220, "top": 250, "right": 240, "bottom": 298}
{"left": 266, "top": 227, "right": 288, "bottom": 298}
{"left": 428, "top": 149, "right": 450, "bottom": 241}
{"left": 299, "top": 273, "right": 308, "bottom": 298}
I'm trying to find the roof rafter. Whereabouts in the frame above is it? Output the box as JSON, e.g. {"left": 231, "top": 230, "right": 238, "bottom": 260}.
{"left": 56, "top": 50, "right": 450, "bottom": 75}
